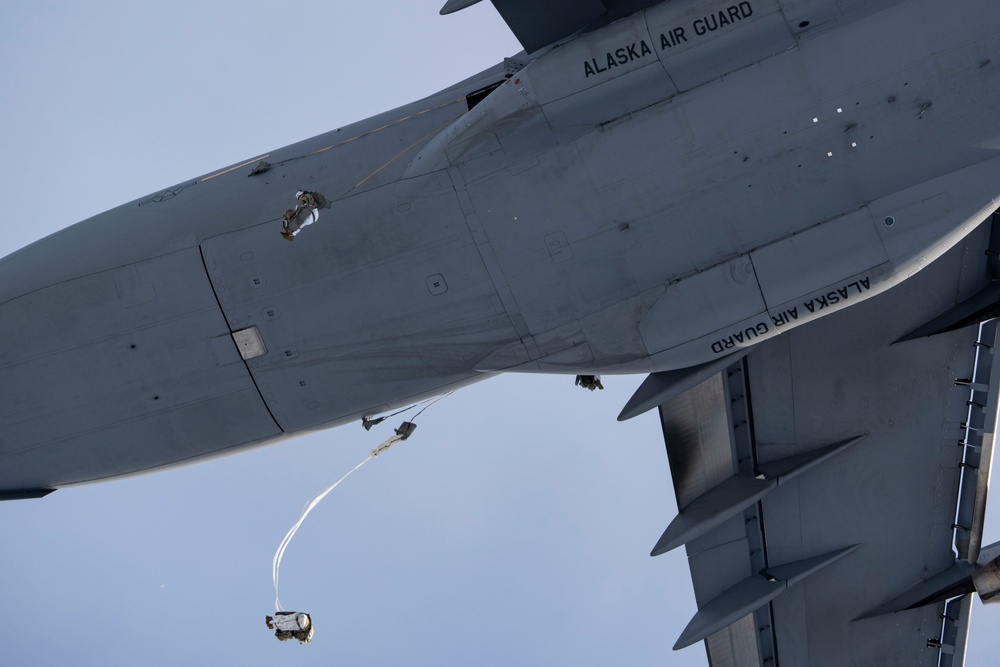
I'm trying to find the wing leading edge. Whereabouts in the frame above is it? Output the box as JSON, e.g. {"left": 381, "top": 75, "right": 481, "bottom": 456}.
{"left": 647, "top": 219, "right": 999, "bottom": 665}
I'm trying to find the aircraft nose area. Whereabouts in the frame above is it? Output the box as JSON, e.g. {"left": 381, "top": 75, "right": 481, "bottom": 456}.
{"left": 0, "top": 246, "right": 283, "bottom": 492}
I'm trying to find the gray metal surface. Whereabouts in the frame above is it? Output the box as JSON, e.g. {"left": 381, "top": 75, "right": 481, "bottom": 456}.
{"left": 653, "top": 437, "right": 863, "bottom": 556}
{"left": 657, "top": 368, "right": 767, "bottom": 664}
{"left": 659, "top": 372, "right": 735, "bottom": 510}
{"left": 704, "top": 613, "right": 760, "bottom": 667}
{"left": 0, "top": 63, "right": 516, "bottom": 489}
{"left": 748, "top": 226, "right": 991, "bottom": 665}
{"left": 652, "top": 221, "right": 993, "bottom": 663}
{"left": 199, "top": 170, "right": 519, "bottom": 432}
{"left": 675, "top": 545, "right": 861, "bottom": 649}
{"left": 491, "top": 0, "right": 606, "bottom": 53}
{"left": 0, "top": 248, "right": 282, "bottom": 489}
{"left": 442, "top": 0, "right": 675, "bottom": 54}
{"left": 620, "top": 351, "right": 748, "bottom": 421}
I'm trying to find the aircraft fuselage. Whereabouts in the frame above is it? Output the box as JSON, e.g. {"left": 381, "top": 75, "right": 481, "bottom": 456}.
{"left": 3, "top": 0, "right": 1000, "bottom": 491}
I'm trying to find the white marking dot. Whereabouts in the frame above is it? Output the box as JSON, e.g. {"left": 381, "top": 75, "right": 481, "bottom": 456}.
{"left": 827, "top": 151, "right": 834, "bottom": 157}
{"left": 813, "top": 117, "right": 819, "bottom": 123}
{"left": 851, "top": 142, "right": 858, "bottom": 148}
{"left": 837, "top": 108, "right": 843, "bottom": 113}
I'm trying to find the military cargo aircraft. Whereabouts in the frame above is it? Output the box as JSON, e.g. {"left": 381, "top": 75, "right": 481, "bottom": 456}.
{"left": 2, "top": 0, "right": 1000, "bottom": 664}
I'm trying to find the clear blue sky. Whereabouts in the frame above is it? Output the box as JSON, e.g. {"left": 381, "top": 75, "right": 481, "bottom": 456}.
{"left": 0, "top": 2, "right": 995, "bottom": 666}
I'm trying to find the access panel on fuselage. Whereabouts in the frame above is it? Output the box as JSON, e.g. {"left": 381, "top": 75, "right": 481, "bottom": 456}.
{"left": 199, "top": 172, "right": 519, "bottom": 433}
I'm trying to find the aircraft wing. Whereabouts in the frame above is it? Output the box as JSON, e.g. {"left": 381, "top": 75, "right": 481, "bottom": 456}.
{"left": 440, "top": 0, "right": 665, "bottom": 53}
{"left": 641, "top": 218, "right": 1000, "bottom": 665}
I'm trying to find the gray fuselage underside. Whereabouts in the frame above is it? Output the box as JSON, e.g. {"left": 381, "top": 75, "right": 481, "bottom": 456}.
{"left": 3, "top": 0, "right": 1000, "bottom": 490}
